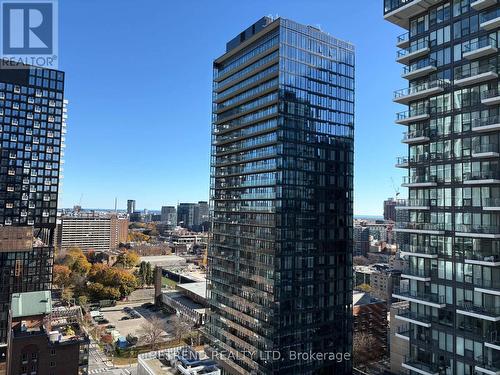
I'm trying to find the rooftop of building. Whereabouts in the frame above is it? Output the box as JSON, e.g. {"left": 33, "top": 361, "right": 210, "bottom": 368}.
{"left": 354, "top": 263, "right": 399, "bottom": 274}
{"left": 177, "top": 282, "right": 207, "bottom": 301}
{"left": 11, "top": 291, "right": 51, "bottom": 318}
{"left": 139, "top": 346, "right": 220, "bottom": 375}
{"left": 353, "top": 291, "right": 385, "bottom": 306}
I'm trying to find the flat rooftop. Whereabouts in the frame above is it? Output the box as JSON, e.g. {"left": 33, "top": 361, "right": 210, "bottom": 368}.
{"left": 165, "top": 292, "right": 204, "bottom": 311}
{"left": 177, "top": 282, "right": 207, "bottom": 300}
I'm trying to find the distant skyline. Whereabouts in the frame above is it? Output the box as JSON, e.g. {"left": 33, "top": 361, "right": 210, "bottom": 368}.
{"left": 58, "top": 0, "right": 405, "bottom": 215}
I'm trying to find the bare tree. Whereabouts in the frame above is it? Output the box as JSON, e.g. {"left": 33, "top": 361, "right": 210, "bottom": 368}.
{"left": 170, "top": 314, "right": 192, "bottom": 344}
{"left": 353, "top": 331, "right": 376, "bottom": 367}
{"left": 138, "top": 316, "right": 166, "bottom": 350}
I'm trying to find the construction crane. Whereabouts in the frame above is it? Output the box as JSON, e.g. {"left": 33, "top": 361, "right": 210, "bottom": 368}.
{"left": 391, "top": 177, "right": 400, "bottom": 199}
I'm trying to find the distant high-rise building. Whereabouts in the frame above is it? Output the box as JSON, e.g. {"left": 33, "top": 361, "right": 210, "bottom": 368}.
{"left": 385, "top": 0, "right": 500, "bottom": 372}
{"left": 161, "top": 206, "right": 177, "bottom": 226}
{"left": 127, "top": 199, "right": 136, "bottom": 214}
{"left": 0, "top": 62, "right": 66, "bottom": 361}
{"left": 206, "top": 17, "right": 354, "bottom": 374}
{"left": 354, "top": 225, "right": 370, "bottom": 256}
{"left": 56, "top": 214, "right": 128, "bottom": 251}
{"left": 177, "top": 203, "right": 197, "bottom": 229}
{"left": 383, "top": 197, "right": 397, "bottom": 221}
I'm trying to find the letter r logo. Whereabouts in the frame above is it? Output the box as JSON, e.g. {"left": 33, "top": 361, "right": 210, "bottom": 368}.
{"left": 2, "top": 1, "right": 54, "bottom": 54}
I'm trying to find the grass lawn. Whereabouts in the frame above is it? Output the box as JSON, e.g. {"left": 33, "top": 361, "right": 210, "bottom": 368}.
{"left": 162, "top": 277, "right": 177, "bottom": 288}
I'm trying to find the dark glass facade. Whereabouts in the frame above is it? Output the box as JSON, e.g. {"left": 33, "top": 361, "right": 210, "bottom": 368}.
{"left": 206, "top": 17, "right": 354, "bottom": 375}
{"left": 0, "top": 63, "right": 65, "bottom": 350}
{"left": 385, "top": 0, "right": 500, "bottom": 374}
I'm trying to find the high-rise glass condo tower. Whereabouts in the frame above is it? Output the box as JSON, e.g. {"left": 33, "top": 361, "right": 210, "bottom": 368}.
{"left": 206, "top": 17, "right": 354, "bottom": 375}
{"left": 385, "top": 0, "right": 500, "bottom": 374}
{"left": 0, "top": 62, "right": 65, "bottom": 358}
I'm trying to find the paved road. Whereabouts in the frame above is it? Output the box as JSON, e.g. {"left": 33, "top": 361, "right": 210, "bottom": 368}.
{"left": 88, "top": 339, "right": 113, "bottom": 374}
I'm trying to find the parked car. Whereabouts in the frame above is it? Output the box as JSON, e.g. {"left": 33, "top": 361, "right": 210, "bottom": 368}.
{"left": 120, "top": 316, "right": 130, "bottom": 321}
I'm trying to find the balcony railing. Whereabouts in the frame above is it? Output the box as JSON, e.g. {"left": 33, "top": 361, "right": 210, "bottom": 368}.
{"left": 402, "top": 356, "right": 442, "bottom": 375}
{"left": 396, "top": 156, "right": 409, "bottom": 167}
{"left": 402, "top": 129, "right": 431, "bottom": 141}
{"left": 394, "top": 287, "right": 445, "bottom": 305}
{"left": 402, "top": 175, "right": 437, "bottom": 185}
{"left": 472, "top": 115, "right": 500, "bottom": 131}
{"left": 464, "top": 252, "right": 500, "bottom": 263}
{"left": 484, "top": 198, "right": 500, "bottom": 207}
{"left": 482, "top": 87, "right": 500, "bottom": 102}
{"left": 475, "top": 278, "right": 500, "bottom": 291}
{"left": 397, "top": 32, "right": 409, "bottom": 46}
{"left": 397, "top": 40, "right": 429, "bottom": 60}
{"left": 402, "top": 266, "right": 437, "bottom": 279}
{"left": 396, "top": 222, "right": 445, "bottom": 232}
{"left": 473, "top": 143, "right": 499, "bottom": 154}
{"left": 400, "top": 244, "right": 439, "bottom": 256}
{"left": 458, "top": 300, "right": 500, "bottom": 317}
{"left": 394, "top": 80, "right": 447, "bottom": 103}
{"left": 476, "top": 355, "right": 500, "bottom": 373}
{"left": 464, "top": 170, "right": 500, "bottom": 181}
{"left": 403, "top": 58, "right": 437, "bottom": 76}
{"left": 463, "top": 37, "right": 497, "bottom": 55}
{"left": 405, "top": 198, "right": 431, "bottom": 207}
{"left": 384, "top": 0, "right": 415, "bottom": 13}
{"left": 456, "top": 224, "right": 500, "bottom": 235}
{"left": 455, "top": 64, "right": 498, "bottom": 80}
{"left": 481, "top": 8, "right": 500, "bottom": 26}
{"left": 395, "top": 307, "right": 432, "bottom": 325}
{"left": 396, "top": 106, "right": 429, "bottom": 123}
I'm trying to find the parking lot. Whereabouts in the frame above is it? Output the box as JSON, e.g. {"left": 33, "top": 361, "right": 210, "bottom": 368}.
{"left": 96, "top": 302, "right": 175, "bottom": 345}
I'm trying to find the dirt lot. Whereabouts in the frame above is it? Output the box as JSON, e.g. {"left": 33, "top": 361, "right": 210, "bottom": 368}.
{"left": 99, "top": 302, "right": 175, "bottom": 345}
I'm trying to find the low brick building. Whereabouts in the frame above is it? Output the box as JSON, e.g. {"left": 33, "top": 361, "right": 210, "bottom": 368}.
{"left": 6, "top": 291, "right": 89, "bottom": 375}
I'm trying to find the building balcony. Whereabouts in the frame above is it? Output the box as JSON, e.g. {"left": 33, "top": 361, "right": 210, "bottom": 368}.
{"left": 395, "top": 199, "right": 430, "bottom": 210}
{"left": 395, "top": 222, "right": 445, "bottom": 235}
{"left": 396, "top": 156, "right": 409, "bottom": 168}
{"left": 475, "top": 278, "right": 500, "bottom": 296}
{"left": 402, "top": 175, "right": 437, "bottom": 187}
{"left": 402, "top": 58, "right": 437, "bottom": 80}
{"left": 395, "top": 307, "right": 432, "bottom": 327}
{"left": 482, "top": 88, "right": 500, "bottom": 105}
{"left": 484, "top": 198, "right": 500, "bottom": 211}
{"left": 393, "top": 287, "right": 446, "bottom": 308}
{"left": 402, "top": 356, "right": 441, "bottom": 375}
{"left": 475, "top": 355, "right": 500, "bottom": 375}
{"left": 400, "top": 244, "right": 439, "bottom": 258}
{"left": 455, "top": 64, "right": 498, "bottom": 86}
{"left": 472, "top": 143, "right": 500, "bottom": 158}
{"left": 394, "top": 80, "right": 447, "bottom": 104}
{"left": 463, "top": 38, "right": 498, "bottom": 60}
{"left": 396, "top": 40, "right": 430, "bottom": 65}
{"left": 465, "top": 252, "right": 500, "bottom": 266}
{"left": 464, "top": 170, "right": 500, "bottom": 185}
{"left": 473, "top": 116, "right": 500, "bottom": 133}
{"left": 472, "top": 0, "right": 498, "bottom": 10}
{"left": 455, "top": 224, "right": 500, "bottom": 239}
{"left": 481, "top": 9, "right": 500, "bottom": 30}
{"left": 396, "top": 198, "right": 431, "bottom": 210}
{"left": 397, "top": 32, "right": 410, "bottom": 48}
{"left": 384, "top": 0, "right": 441, "bottom": 28}
{"left": 401, "top": 266, "right": 437, "bottom": 282}
{"left": 395, "top": 325, "right": 410, "bottom": 341}
{"left": 457, "top": 301, "right": 500, "bottom": 322}
{"left": 395, "top": 107, "right": 429, "bottom": 125}
{"left": 402, "top": 129, "right": 432, "bottom": 144}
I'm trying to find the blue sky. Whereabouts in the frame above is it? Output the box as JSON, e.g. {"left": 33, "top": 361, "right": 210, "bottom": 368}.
{"left": 58, "top": 0, "right": 406, "bottom": 215}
